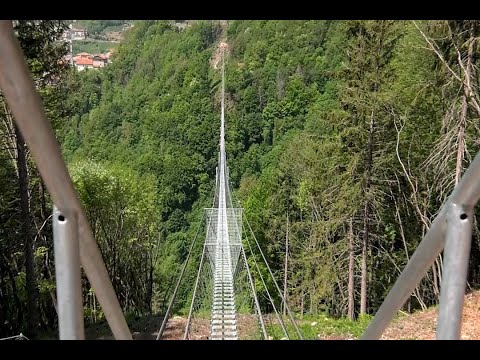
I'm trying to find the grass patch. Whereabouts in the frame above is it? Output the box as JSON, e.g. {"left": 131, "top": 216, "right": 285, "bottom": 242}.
{"left": 264, "top": 312, "right": 374, "bottom": 340}
{"left": 72, "top": 40, "right": 118, "bottom": 55}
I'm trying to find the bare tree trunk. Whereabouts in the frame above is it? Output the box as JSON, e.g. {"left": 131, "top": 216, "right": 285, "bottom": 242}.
{"left": 361, "top": 110, "right": 375, "bottom": 315}
{"left": 455, "top": 93, "right": 467, "bottom": 184}
{"left": 348, "top": 218, "right": 355, "bottom": 320}
{"left": 300, "top": 288, "right": 304, "bottom": 319}
{"left": 308, "top": 290, "right": 313, "bottom": 314}
{"left": 455, "top": 37, "right": 473, "bottom": 185}
{"left": 93, "top": 293, "right": 97, "bottom": 323}
{"left": 15, "top": 124, "right": 38, "bottom": 338}
{"left": 360, "top": 212, "right": 368, "bottom": 315}
{"left": 283, "top": 211, "right": 289, "bottom": 317}
{"left": 39, "top": 179, "right": 47, "bottom": 221}
{"left": 147, "top": 254, "right": 154, "bottom": 313}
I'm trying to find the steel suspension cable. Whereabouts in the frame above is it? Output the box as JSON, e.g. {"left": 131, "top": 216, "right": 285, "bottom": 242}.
{"left": 225, "top": 181, "right": 267, "bottom": 339}
{"left": 183, "top": 243, "right": 207, "bottom": 339}
{"left": 240, "top": 246, "right": 268, "bottom": 339}
{"left": 183, "top": 202, "right": 216, "bottom": 339}
{"left": 244, "top": 214, "right": 303, "bottom": 339}
{"left": 243, "top": 225, "right": 289, "bottom": 339}
{"left": 156, "top": 210, "right": 206, "bottom": 340}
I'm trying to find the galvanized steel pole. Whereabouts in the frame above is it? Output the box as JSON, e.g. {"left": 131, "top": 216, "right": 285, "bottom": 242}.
{"left": 436, "top": 203, "right": 473, "bottom": 339}
{"left": 0, "top": 20, "right": 132, "bottom": 339}
{"left": 360, "top": 209, "right": 446, "bottom": 339}
{"left": 362, "top": 151, "right": 480, "bottom": 340}
{"left": 53, "top": 207, "right": 85, "bottom": 340}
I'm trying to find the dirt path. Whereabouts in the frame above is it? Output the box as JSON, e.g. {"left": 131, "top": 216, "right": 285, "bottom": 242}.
{"left": 156, "top": 314, "right": 259, "bottom": 340}
{"left": 382, "top": 290, "right": 480, "bottom": 340}
{"left": 211, "top": 22, "right": 228, "bottom": 70}
{"left": 175, "top": 290, "right": 480, "bottom": 340}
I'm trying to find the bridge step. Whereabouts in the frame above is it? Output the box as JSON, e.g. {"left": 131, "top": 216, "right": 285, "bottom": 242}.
{"left": 211, "top": 319, "right": 236, "bottom": 325}
{"left": 212, "top": 314, "right": 236, "bottom": 320}
{"left": 223, "top": 331, "right": 237, "bottom": 337}
{"left": 210, "top": 332, "right": 224, "bottom": 337}
{"left": 213, "top": 296, "right": 234, "bottom": 300}
{"left": 211, "top": 324, "right": 237, "bottom": 331}
{"left": 210, "top": 333, "right": 238, "bottom": 338}
{"left": 213, "top": 300, "right": 234, "bottom": 304}
{"left": 212, "top": 310, "right": 236, "bottom": 314}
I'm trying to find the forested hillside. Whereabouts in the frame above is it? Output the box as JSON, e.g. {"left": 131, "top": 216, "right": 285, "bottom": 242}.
{"left": 2, "top": 20, "right": 480, "bottom": 339}
{"left": 70, "top": 20, "right": 132, "bottom": 39}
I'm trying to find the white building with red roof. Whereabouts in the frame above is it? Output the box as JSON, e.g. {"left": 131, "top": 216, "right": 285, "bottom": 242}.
{"left": 75, "top": 56, "right": 94, "bottom": 71}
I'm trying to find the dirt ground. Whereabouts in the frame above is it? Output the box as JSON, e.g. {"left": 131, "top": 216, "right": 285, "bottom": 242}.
{"left": 155, "top": 314, "right": 259, "bottom": 340}
{"left": 381, "top": 290, "right": 480, "bottom": 340}
{"left": 87, "top": 291, "right": 480, "bottom": 340}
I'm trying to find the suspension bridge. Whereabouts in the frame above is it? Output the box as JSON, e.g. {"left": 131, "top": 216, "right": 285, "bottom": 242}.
{"left": 156, "top": 47, "right": 302, "bottom": 340}
{"left": 0, "top": 19, "right": 480, "bottom": 340}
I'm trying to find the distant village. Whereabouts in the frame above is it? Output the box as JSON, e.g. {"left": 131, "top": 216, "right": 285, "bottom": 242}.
{"left": 62, "top": 24, "right": 115, "bottom": 71}
{"left": 64, "top": 51, "right": 114, "bottom": 71}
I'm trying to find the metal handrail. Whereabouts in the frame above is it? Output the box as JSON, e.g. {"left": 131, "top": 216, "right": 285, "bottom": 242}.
{"left": 0, "top": 20, "right": 131, "bottom": 340}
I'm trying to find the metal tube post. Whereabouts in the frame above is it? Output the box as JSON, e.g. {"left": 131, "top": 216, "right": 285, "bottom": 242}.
{"left": 53, "top": 206, "right": 85, "bottom": 340}
{"left": 360, "top": 210, "right": 446, "bottom": 339}
{"left": 0, "top": 20, "right": 131, "bottom": 339}
{"left": 361, "top": 150, "right": 480, "bottom": 340}
{"left": 436, "top": 203, "right": 473, "bottom": 339}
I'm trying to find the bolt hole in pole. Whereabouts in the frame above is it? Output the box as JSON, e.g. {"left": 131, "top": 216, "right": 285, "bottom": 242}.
{"left": 436, "top": 203, "right": 473, "bottom": 339}
{"left": 58, "top": 214, "right": 66, "bottom": 223}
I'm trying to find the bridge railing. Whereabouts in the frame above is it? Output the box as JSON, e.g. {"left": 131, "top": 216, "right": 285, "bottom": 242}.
{"left": 361, "top": 147, "right": 480, "bottom": 340}
{"left": 0, "top": 20, "right": 131, "bottom": 340}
